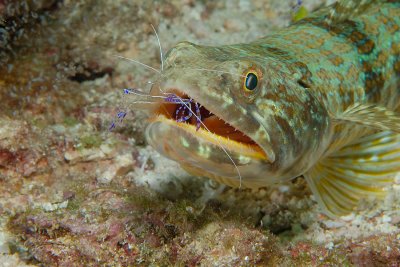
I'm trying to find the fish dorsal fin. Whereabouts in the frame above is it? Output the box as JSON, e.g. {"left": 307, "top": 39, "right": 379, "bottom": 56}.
{"left": 332, "top": 103, "right": 400, "bottom": 133}
{"left": 304, "top": 131, "right": 400, "bottom": 217}
{"left": 327, "top": 0, "right": 374, "bottom": 24}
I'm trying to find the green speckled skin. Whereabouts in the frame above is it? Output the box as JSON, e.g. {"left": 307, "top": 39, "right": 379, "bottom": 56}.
{"left": 146, "top": 1, "right": 400, "bottom": 189}
{"left": 251, "top": 0, "right": 400, "bottom": 165}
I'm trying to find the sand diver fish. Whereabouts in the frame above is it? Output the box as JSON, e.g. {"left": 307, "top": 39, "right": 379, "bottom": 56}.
{"left": 143, "top": 0, "right": 400, "bottom": 217}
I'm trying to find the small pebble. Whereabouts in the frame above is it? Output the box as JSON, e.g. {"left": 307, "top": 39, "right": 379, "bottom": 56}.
{"left": 325, "top": 242, "right": 334, "bottom": 250}
{"left": 390, "top": 215, "right": 400, "bottom": 224}
{"left": 63, "top": 190, "right": 76, "bottom": 200}
{"left": 116, "top": 42, "right": 128, "bottom": 52}
{"left": 323, "top": 220, "right": 345, "bottom": 229}
{"left": 382, "top": 215, "right": 392, "bottom": 223}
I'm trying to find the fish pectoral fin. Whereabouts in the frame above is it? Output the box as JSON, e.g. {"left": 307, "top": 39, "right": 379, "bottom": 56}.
{"left": 304, "top": 131, "right": 400, "bottom": 217}
{"left": 332, "top": 103, "right": 400, "bottom": 133}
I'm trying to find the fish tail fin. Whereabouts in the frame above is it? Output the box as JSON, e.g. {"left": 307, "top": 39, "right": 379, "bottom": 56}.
{"left": 304, "top": 131, "right": 400, "bottom": 217}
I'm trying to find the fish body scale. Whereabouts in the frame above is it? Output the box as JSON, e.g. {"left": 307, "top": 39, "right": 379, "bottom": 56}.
{"left": 252, "top": 1, "right": 400, "bottom": 155}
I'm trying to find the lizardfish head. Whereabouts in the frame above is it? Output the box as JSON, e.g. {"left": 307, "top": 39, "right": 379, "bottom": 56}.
{"left": 145, "top": 41, "right": 332, "bottom": 188}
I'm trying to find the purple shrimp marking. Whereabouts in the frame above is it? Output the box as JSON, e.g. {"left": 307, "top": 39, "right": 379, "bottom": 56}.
{"left": 111, "top": 88, "right": 203, "bottom": 131}
{"left": 174, "top": 98, "right": 202, "bottom": 131}
{"left": 109, "top": 88, "right": 135, "bottom": 131}
{"left": 292, "top": 0, "right": 303, "bottom": 11}
{"left": 159, "top": 93, "right": 202, "bottom": 131}
{"left": 164, "top": 94, "right": 190, "bottom": 104}
{"left": 117, "top": 111, "right": 127, "bottom": 120}
{"left": 109, "top": 122, "right": 116, "bottom": 131}
{"left": 109, "top": 110, "right": 127, "bottom": 131}
{"left": 123, "top": 88, "right": 132, "bottom": 95}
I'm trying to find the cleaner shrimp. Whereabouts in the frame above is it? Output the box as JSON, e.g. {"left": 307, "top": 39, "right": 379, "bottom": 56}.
{"left": 110, "top": 24, "right": 245, "bottom": 187}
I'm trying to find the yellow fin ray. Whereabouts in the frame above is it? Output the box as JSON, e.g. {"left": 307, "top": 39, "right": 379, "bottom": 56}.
{"left": 326, "top": 158, "right": 400, "bottom": 175}
{"left": 323, "top": 179, "right": 359, "bottom": 204}
{"left": 305, "top": 131, "right": 400, "bottom": 217}
{"left": 332, "top": 103, "right": 400, "bottom": 133}
{"left": 318, "top": 184, "right": 353, "bottom": 214}
{"left": 321, "top": 166, "right": 391, "bottom": 191}
{"left": 333, "top": 131, "right": 400, "bottom": 156}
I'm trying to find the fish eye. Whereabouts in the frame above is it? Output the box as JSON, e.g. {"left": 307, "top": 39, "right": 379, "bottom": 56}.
{"left": 244, "top": 72, "right": 258, "bottom": 91}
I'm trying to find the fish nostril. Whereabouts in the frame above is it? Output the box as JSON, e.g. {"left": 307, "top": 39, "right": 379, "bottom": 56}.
{"left": 220, "top": 73, "right": 230, "bottom": 86}
{"left": 297, "top": 79, "right": 310, "bottom": 89}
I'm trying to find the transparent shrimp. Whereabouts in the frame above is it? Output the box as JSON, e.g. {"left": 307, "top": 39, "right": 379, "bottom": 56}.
{"left": 112, "top": 25, "right": 244, "bottom": 187}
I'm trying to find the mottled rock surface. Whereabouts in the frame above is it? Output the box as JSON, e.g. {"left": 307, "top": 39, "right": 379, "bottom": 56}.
{"left": 1, "top": 0, "right": 399, "bottom": 266}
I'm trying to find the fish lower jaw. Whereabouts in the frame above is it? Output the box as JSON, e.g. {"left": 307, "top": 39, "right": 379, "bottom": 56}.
{"left": 149, "top": 114, "right": 268, "bottom": 160}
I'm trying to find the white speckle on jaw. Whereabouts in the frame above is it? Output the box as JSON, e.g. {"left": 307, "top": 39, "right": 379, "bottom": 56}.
{"left": 221, "top": 93, "right": 234, "bottom": 105}
{"left": 239, "top": 105, "right": 248, "bottom": 115}
{"left": 180, "top": 137, "right": 190, "bottom": 148}
{"left": 222, "top": 102, "right": 232, "bottom": 110}
{"left": 251, "top": 111, "right": 271, "bottom": 143}
{"left": 198, "top": 144, "right": 212, "bottom": 158}
{"left": 238, "top": 155, "right": 251, "bottom": 164}
{"left": 208, "top": 90, "right": 223, "bottom": 100}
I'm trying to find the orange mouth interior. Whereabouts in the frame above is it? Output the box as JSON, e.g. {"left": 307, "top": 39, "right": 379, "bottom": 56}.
{"left": 155, "top": 91, "right": 257, "bottom": 145}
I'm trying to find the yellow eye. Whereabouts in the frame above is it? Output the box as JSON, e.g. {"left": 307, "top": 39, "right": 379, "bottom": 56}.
{"left": 244, "top": 72, "right": 258, "bottom": 91}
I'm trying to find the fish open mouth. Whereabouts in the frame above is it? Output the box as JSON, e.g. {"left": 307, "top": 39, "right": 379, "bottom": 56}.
{"left": 150, "top": 90, "right": 267, "bottom": 160}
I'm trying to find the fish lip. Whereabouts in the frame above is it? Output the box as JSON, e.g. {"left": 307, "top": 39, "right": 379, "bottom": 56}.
{"left": 149, "top": 114, "right": 268, "bottom": 160}
{"left": 153, "top": 86, "right": 276, "bottom": 163}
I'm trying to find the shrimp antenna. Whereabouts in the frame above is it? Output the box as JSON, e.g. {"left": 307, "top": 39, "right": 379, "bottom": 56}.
{"left": 123, "top": 88, "right": 192, "bottom": 104}
{"left": 123, "top": 88, "right": 166, "bottom": 99}
{"left": 151, "top": 24, "right": 164, "bottom": 72}
{"left": 113, "top": 55, "right": 160, "bottom": 74}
